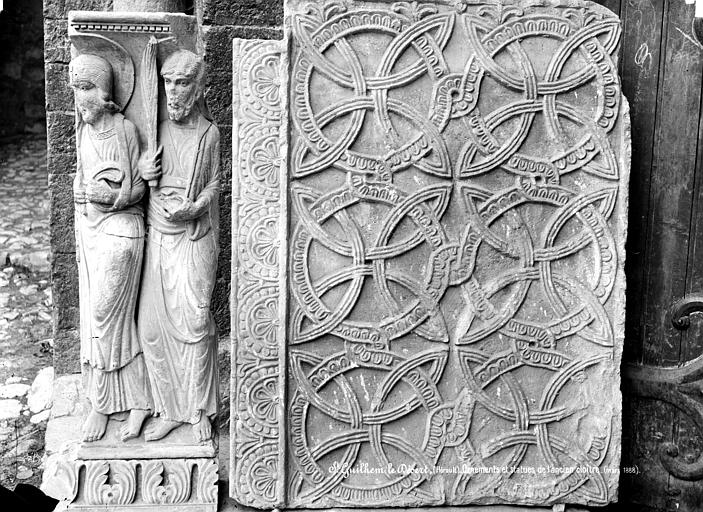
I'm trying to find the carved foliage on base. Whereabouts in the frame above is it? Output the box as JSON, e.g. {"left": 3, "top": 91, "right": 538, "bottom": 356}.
{"left": 231, "top": 39, "right": 287, "bottom": 509}
{"left": 85, "top": 460, "right": 137, "bottom": 505}
{"left": 54, "top": 458, "right": 218, "bottom": 509}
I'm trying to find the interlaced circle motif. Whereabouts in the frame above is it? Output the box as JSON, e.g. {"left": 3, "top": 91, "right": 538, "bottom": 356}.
{"left": 285, "top": 1, "right": 624, "bottom": 507}
{"left": 234, "top": 0, "right": 625, "bottom": 507}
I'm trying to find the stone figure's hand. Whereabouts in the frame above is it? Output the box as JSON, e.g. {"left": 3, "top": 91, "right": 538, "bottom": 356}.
{"left": 151, "top": 198, "right": 172, "bottom": 220}
{"left": 163, "top": 198, "right": 204, "bottom": 222}
{"left": 140, "top": 146, "right": 163, "bottom": 182}
{"left": 86, "top": 179, "right": 117, "bottom": 205}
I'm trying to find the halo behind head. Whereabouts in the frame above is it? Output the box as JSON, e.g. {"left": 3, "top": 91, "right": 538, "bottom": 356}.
{"left": 70, "top": 34, "right": 135, "bottom": 112}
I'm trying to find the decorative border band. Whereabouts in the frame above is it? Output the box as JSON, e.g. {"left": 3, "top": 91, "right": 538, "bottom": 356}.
{"left": 231, "top": 38, "right": 288, "bottom": 509}
{"left": 70, "top": 22, "right": 171, "bottom": 33}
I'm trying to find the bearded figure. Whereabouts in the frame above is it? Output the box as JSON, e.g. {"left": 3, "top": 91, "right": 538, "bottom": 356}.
{"left": 138, "top": 50, "right": 220, "bottom": 442}
{"left": 70, "top": 53, "right": 152, "bottom": 443}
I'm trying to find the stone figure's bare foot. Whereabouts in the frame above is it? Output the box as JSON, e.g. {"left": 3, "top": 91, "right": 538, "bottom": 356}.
{"left": 120, "top": 409, "right": 151, "bottom": 441}
{"left": 144, "top": 417, "right": 181, "bottom": 441}
{"left": 193, "top": 415, "right": 212, "bottom": 442}
{"left": 82, "top": 409, "right": 108, "bottom": 442}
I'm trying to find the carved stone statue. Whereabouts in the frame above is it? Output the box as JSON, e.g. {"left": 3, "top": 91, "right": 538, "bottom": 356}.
{"left": 70, "top": 53, "right": 152, "bottom": 443}
{"left": 138, "top": 49, "right": 220, "bottom": 443}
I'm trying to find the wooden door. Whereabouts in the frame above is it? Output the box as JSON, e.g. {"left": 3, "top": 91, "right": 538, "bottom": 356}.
{"left": 604, "top": 0, "right": 703, "bottom": 510}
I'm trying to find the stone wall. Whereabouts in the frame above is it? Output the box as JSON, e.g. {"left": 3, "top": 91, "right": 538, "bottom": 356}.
{"left": 44, "top": 0, "right": 282, "bottom": 373}
{"left": 0, "top": 0, "right": 46, "bottom": 139}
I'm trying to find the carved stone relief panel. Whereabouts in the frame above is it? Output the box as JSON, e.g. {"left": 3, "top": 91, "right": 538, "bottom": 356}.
{"left": 232, "top": 0, "right": 629, "bottom": 508}
{"left": 43, "top": 9, "right": 220, "bottom": 512}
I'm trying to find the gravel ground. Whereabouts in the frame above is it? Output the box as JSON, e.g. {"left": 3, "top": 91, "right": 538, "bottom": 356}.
{"left": 0, "top": 136, "right": 53, "bottom": 489}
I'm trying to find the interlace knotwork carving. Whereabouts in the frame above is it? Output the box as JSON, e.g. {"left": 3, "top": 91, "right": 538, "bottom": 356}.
{"left": 233, "top": 0, "right": 627, "bottom": 507}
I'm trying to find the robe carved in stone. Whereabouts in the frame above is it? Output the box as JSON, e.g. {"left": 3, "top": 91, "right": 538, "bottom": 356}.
{"left": 75, "top": 113, "right": 152, "bottom": 415}
{"left": 138, "top": 116, "right": 220, "bottom": 426}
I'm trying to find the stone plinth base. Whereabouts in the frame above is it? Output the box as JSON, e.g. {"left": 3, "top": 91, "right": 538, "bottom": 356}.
{"left": 42, "top": 375, "right": 218, "bottom": 512}
{"left": 50, "top": 456, "right": 217, "bottom": 511}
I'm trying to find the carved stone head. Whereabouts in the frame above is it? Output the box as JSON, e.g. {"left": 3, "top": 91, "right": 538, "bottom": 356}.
{"left": 69, "top": 53, "right": 120, "bottom": 125}
{"left": 160, "top": 49, "right": 203, "bottom": 122}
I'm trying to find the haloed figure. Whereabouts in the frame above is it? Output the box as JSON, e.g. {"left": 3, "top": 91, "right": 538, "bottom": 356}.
{"left": 70, "top": 54, "right": 152, "bottom": 442}
{"left": 138, "top": 50, "right": 220, "bottom": 443}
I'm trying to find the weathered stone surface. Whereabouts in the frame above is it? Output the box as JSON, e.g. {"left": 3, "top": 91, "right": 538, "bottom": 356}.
{"left": 51, "top": 253, "right": 79, "bottom": 318}
{"left": 44, "top": 0, "right": 114, "bottom": 20}
{"left": 47, "top": 151, "right": 76, "bottom": 178}
{"left": 200, "top": 0, "right": 283, "bottom": 27}
{"left": 49, "top": 373, "right": 86, "bottom": 420}
{"left": 232, "top": 0, "right": 629, "bottom": 508}
{"left": 0, "top": 399, "right": 23, "bottom": 420}
{"left": 46, "top": 112, "right": 76, "bottom": 160}
{"left": 54, "top": 328, "right": 80, "bottom": 375}
{"left": 49, "top": 173, "right": 77, "bottom": 255}
{"left": 217, "top": 125, "right": 234, "bottom": 181}
{"left": 113, "top": 0, "right": 184, "bottom": 11}
{"left": 203, "top": 25, "right": 283, "bottom": 77}
{"left": 44, "top": 19, "right": 71, "bottom": 64}
{"left": 27, "top": 366, "right": 54, "bottom": 413}
{"left": 45, "top": 63, "right": 73, "bottom": 112}
{"left": 30, "top": 409, "right": 51, "bottom": 424}
{"left": 206, "top": 70, "right": 234, "bottom": 129}
{"left": 0, "top": 383, "right": 31, "bottom": 399}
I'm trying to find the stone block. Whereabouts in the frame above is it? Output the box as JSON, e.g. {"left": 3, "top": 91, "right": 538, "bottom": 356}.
{"left": 212, "top": 274, "right": 230, "bottom": 335}
{"left": 0, "top": 399, "right": 23, "bottom": 421}
{"left": 49, "top": 173, "right": 77, "bottom": 254}
{"left": 231, "top": 0, "right": 630, "bottom": 508}
{"left": 53, "top": 327, "right": 80, "bottom": 375}
{"left": 43, "top": 0, "right": 65, "bottom": 20}
{"left": 200, "top": 0, "right": 283, "bottom": 28}
{"left": 49, "top": 374, "right": 86, "bottom": 421}
{"left": 45, "top": 63, "right": 73, "bottom": 112}
{"left": 51, "top": 253, "right": 78, "bottom": 312}
{"left": 44, "top": 19, "right": 71, "bottom": 64}
{"left": 47, "top": 150, "right": 76, "bottom": 177}
{"left": 202, "top": 25, "right": 282, "bottom": 76}
{"left": 44, "top": 0, "right": 114, "bottom": 20}
{"left": 205, "top": 70, "right": 232, "bottom": 128}
{"left": 47, "top": 111, "right": 76, "bottom": 158}
{"left": 51, "top": 252, "right": 79, "bottom": 326}
{"left": 45, "top": 415, "right": 83, "bottom": 457}
{"left": 28, "top": 366, "right": 55, "bottom": 414}
{"left": 217, "top": 124, "right": 233, "bottom": 184}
